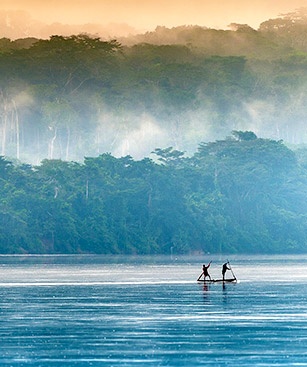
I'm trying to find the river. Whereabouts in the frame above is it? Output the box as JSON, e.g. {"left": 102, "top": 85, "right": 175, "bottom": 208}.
{"left": 0, "top": 255, "right": 306, "bottom": 366}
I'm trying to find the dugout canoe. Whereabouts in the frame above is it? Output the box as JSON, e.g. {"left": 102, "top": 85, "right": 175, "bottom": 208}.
{"left": 197, "top": 278, "right": 237, "bottom": 283}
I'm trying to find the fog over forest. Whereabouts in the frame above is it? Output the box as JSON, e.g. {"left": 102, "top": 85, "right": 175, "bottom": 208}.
{"left": 0, "top": 9, "right": 306, "bottom": 163}
{"left": 0, "top": 8, "right": 306, "bottom": 255}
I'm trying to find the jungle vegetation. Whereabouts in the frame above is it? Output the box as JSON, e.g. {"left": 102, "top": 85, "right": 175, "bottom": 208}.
{"left": 0, "top": 10, "right": 307, "bottom": 163}
{"left": 0, "top": 132, "right": 306, "bottom": 254}
{"left": 0, "top": 10, "right": 306, "bottom": 254}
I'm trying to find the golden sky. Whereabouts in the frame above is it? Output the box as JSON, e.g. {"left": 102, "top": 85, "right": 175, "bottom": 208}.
{"left": 1, "top": 0, "right": 307, "bottom": 29}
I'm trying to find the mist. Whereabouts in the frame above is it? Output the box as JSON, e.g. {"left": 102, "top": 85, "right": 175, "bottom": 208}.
{"left": 0, "top": 9, "right": 307, "bottom": 164}
{"left": 1, "top": 0, "right": 307, "bottom": 30}
{"left": 0, "top": 9, "right": 138, "bottom": 40}
{"left": 1, "top": 88, "right": 305, "bottom": 164}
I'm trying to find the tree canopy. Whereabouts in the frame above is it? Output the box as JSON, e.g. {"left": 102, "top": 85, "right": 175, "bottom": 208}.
{"left": 0, "top": 133, "right": 306, "bottom": 254}
{"left": 0, "top": 21, "right": 306, "bottom": 163}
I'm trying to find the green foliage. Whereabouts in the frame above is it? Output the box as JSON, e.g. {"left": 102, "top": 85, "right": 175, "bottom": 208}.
{"left": 0, "top": 135, "right": 306, "bottom": 254}
{"left": 259, "top": 8, "right": 307, "bottom": 51}
{"left": 0, "top": 27, "right": 307, "bottom": 162}
{"left": 232, "top": 131, "right": 258, "bottom": 141}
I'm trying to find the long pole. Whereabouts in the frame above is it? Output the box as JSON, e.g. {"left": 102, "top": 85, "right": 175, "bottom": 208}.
{"left": 227, "top": 259, "right": 236, "bottom": 280}
{"left": 197, "top": 272, "right": 204, "bottom": 281}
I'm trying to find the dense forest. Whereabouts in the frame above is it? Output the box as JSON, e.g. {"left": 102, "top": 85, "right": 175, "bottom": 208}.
{"left": 0, "top": 132, "right": 306, "bottom": 254}
{"left": 0, "top": 10, "right": 306, "bottom": 254}
{"left": 0, "top": 10, "right": 307, "bottom": 163}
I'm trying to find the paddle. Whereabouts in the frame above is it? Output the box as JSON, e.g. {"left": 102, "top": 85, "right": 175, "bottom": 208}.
{"left": 197, "top": 272, "right": 204, "bottom": 281}
{"left": 227, "top": 259, "right": 236, "bottom": 280}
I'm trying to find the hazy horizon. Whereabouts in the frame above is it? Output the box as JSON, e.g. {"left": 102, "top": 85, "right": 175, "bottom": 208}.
{"left": 0, "top": 0, "right": 307, "bottom": 31}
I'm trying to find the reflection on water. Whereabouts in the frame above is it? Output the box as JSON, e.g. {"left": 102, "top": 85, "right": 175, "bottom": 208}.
{"left": 0, "top": 255, "right": 306, "bottom": 366}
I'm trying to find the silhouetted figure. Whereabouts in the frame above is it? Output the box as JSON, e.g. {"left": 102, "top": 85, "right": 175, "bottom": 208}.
{"left": 198, "top": 262, "right": 212, "bottom": 281}
{"left": 222, "top": 262, "right": 230, "bottom": 281}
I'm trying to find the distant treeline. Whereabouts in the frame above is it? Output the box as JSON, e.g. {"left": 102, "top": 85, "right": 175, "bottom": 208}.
{"left": 0, "top": 132, "right": 306, "bottom": 254}
{"left": 0, "top": 9, "right": 307, "bottom": 162}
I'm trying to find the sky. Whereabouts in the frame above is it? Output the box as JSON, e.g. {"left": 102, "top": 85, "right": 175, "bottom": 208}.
{"left": 1, "top": 0, "right": 307, "bottom": 30}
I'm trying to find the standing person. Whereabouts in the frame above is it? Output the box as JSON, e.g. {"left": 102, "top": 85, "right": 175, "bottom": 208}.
{"left": 198, "top": 262, "right": 212, "bottom": 281}
{"left": 222, "top": 262, "right": 230, "bottom": 281}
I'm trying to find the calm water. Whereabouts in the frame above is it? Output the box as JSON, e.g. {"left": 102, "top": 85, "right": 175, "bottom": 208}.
{"left": 0, "top": 255, "right": 306, "bottom": 366}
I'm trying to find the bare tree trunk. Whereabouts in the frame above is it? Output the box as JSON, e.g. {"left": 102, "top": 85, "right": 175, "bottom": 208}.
{"left": 1, "top": 102, "right": 7, "bottom": 156}
{"left": 96, "top": 125, "right": 100, "bottom": 154}
{"left": 286, "top": 125, "right": 289, "bottom": 142}
{"left": 9, "top": 109, "right": 14, "bottom": 146}
{"left": 275, "top": 122, "right": 280, "bottom": 141}
{"left": 122, "top": 138, "right": 130, "bottom": 156}
{"left": 36, "top": 128, "right": 40, "bottom": 164}
{"left": 85, "top": 178, "right": 89, "bottom": 200}
{"left": 171, "top": 118, "right": 180, "bottom": 149}
{"left": 96, "top": 106, "right": 101, "bottom": 154}
{"left": 48, "top": 126, "right": 57, "bottom": 159}
{"left": 12, "top": 99, "right": 20, "bottom": 160}
{"left": 58, "top": 132, "right": 63, "bottom": 159}
{"left": 65, "top": 125, "right": 70, "bottom": 161}
{"left": 21, "top": 113, "right": 25, "bottom": 150}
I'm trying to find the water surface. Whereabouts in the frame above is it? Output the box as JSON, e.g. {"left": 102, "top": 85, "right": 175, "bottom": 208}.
{"left": 0, "top": 255, "right": 306, "bottom": 366}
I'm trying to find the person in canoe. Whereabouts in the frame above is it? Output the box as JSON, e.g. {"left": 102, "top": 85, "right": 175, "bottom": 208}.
{"left": 198, "top": 262, "right": 212, "bottom": 281}
{"left": 222, "top": 262, "right": 230, "bottom": 281}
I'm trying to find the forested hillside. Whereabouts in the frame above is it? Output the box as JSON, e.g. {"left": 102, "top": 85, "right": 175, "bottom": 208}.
{"left": 0, "top": 133, "right": 306, "bottom": 254}
{"left": 0, "top": 10, "right": 307, "bottom": 163}
{"left": 0, "top": 10, "right": 306, "bottom": 254}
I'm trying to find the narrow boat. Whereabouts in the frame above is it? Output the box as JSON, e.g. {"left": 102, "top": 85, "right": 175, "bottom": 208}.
{"left": 197, "top": 278, "right": 237, "bottom": 283}
{"left": 197, "top": 261, "right": 237, "bottom": 283}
